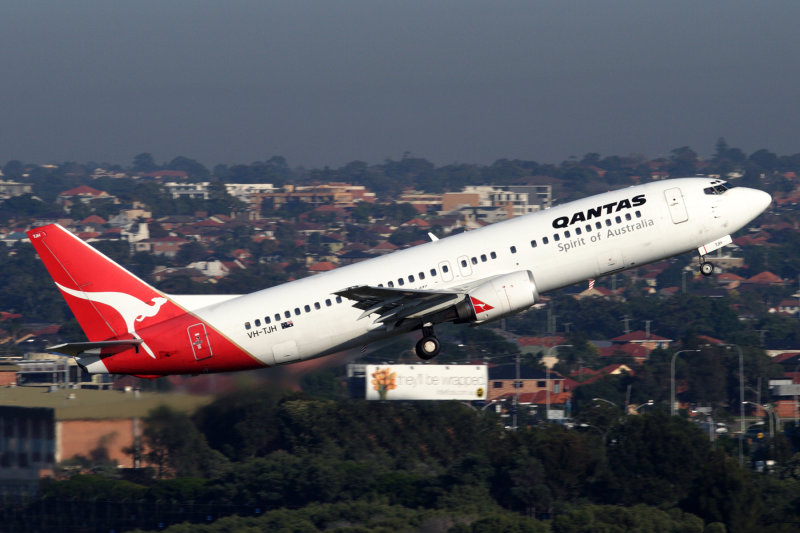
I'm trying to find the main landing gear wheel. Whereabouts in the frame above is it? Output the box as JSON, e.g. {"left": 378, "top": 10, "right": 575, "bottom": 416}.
{"left": 415, "top": 324, "right": 440, "bottom": 360}
{"left": 700, "top": 261, "right": 714, "bottom": 276}
{"left": 415, "top": 336, "right": 440, "bottom": 360}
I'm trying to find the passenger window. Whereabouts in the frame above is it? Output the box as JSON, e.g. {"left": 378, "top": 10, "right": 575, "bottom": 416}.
{"left": 314, "top": 302, "right": 321, "bottom": 310}
{"left": 430, "top": 268, "right": 437, "bottom": 276}
{"left": 398, "top": 278, "right": 405, "bottom": 286}
{"left": 531, "top": 240, "right": 537, "bottom": 248}
{"left": 553, "top": 234, "right": 560, "bottom": 242}
{"left": 442, "top": 265, "right": 450, "bottom": 273}
{"left": 265, "top": 316, "right": 271, "bottom": 324}
{"left": 274, "top": 313, "right": 281, "bottom": 321}
{"left": 255, "top": 319, "right": 261, "bottom": 327}
{"left": 409, "top": 275, "right": 415, "bottom": 282}
{"left": 565, "top": 230, "right": 571, "bottom": 238}
{"left": 542, "top": 237, "right": 549, "bottom": 245}
{"left": 586, "top": 224, "right": 592, "bottom": 232}
{"left": 325, "top": 299, "right": 332, "bottom": 307}
{"left": 490, "top": 251, "right": 497, "bottom": 259}
{"left": 245, "top": 322, "right": 251, "bottom": 330}
{"left": 336, "top": 296, "right": 342, "bottom": 303}
{"left": 575, "top": 227, "right": 582, "bottom": 235}
{"left": 294, "top": 308, "right": 301, "bottom": 316}
{"left": 460, "top": 259, "right": 467, "bottom": 268}
{"left": 285, "top": 311, "right": 291, "bottom": 318}
{"left": 510, "top": 246, "right": 517, "bottom": 254}
{"left": 419, "top": 272, "right": 425, "bottom": 280}
{"left": 615, "top": 216, "right": 622, "bottom": 223}
{"left": 388, "top": 281, "right": 394, "bottom": 287}
{"left": 480, "top": 254, "right": 487, "bottom": 262}
{"left": 625, "top": 213, "right": 631, "bottom": 221}
{"left": 635, "top": 210, "right": 642, "bottom": 218}
{"left": 595, "top": 222, "right": 602, "bottom": 229}
{"left": 605, "top": 219, "right": 612, "bottom": 227}
{"left": 471, "top": 257, "right": 478, "bottom": 265}
{"left": 304, "top": 305, "right": 311, "bottom": 313}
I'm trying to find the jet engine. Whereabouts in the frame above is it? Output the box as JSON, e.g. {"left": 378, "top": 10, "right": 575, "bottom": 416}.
{"left": 453, "top": 270, "right": 539, "bottom": 324}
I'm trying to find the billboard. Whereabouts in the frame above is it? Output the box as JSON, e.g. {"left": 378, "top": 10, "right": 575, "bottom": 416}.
{"left": 366, "top": 364, "right": 487, "bottom": 401}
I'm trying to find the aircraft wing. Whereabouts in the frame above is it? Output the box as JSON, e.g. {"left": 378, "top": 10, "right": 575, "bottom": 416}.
{"left": 334, "top": 285, "right": 465, "bottom": 324}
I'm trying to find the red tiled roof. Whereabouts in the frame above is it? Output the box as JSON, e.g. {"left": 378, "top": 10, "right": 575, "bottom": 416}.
{"left": 309, "top": 261, "right": 336, "bottom": 272}
{"left": 59, "top": 185, "right": 106, "bottom": 197}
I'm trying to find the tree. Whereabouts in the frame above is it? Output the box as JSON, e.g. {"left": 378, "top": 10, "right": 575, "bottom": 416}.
{"left": 131, "top": 152, "right": 158, "bottom": 173}
{"left": 137, "top": 405, "right": 229, "bottom": 478}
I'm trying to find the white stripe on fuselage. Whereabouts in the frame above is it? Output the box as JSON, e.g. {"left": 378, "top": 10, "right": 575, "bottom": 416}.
{"left": 188, "top": 178, "right": 758, "bottom": 366}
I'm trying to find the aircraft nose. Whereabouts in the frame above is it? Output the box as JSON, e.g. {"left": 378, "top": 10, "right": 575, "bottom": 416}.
{"left": 753, "top": 189, "right": 772, "bottom": 214}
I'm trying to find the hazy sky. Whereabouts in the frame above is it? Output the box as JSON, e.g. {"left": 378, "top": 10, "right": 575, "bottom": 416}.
{"left": 2, "top": 1, "right": 800, "bottom": 168}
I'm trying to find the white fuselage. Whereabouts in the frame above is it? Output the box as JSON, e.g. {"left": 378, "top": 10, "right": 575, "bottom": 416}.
{"left": 176, "top": 177, "right": 769, "bottom": 367}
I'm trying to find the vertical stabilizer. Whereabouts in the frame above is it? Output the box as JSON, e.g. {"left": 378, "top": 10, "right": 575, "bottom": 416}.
{"left": 27, "top": 225, "right": 181, "bottom": 351}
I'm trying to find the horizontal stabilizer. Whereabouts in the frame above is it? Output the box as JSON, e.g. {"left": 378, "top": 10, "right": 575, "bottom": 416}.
{"left": 47, "top": 339, "right": 144, "bottom": 357}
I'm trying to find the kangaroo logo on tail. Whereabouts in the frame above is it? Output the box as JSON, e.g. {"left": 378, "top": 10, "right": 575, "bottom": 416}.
{"left": 56, "top": 283, "right": 168, "bottom": 359}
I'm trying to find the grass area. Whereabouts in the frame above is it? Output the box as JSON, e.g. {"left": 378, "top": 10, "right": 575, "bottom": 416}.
{"left": 0, "top": 385, "right": 213, "bottom": 419}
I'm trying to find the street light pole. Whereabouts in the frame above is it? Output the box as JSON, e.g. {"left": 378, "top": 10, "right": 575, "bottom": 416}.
{"left": 546, "top": 344, "right": 572, "bottom": 422}
{"left": 670, "top": 349, "right": 700, "bottom": 416}
{"left": 723, "top": 344, "right": 746, "bottom": 467}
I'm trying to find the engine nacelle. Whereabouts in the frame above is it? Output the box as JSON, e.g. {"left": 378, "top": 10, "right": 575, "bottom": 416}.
{"left": 454, "top": 270, "right": 539, "bottom": 324}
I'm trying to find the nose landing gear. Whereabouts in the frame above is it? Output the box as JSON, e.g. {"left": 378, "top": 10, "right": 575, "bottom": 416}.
{"left": 415, "top": 324, "right": 440, "bottom": 360}
{"left": 698, "top": 253, "right": 714, "bottom": 276}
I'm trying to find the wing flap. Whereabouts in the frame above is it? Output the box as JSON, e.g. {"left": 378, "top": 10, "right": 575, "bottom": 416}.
{"left": 335, "top": 285, "right": 464, "bottom": 324}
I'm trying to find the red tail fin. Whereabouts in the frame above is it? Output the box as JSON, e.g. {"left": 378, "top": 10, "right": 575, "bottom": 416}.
{"left": 27, "top": 225, "right": 181, "bottom": 344}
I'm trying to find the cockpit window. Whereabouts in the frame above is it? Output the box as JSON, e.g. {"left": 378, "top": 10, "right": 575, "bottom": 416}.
{"left": 704, "top": 181, "right": 731, "bottom": 195}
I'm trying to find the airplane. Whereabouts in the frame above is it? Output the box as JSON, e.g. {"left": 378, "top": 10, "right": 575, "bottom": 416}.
{"left": 26, "top": 177, "right": 771, "bottom": 377}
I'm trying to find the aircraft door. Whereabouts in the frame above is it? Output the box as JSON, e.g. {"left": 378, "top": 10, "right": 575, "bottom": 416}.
{"left": 664, "top": 187, "right": 689, "bottom": 224}
{"left": 272, "top": 340, "right": 300, "bottom": 365}
{"left": 457, "top": 255, "right": 472, "bottom": 277}
{"left": 439, "top": 260, "right": 454, "bottom": 282}
{"left": 187, "top": 323, "right": 213, "bottom": 361}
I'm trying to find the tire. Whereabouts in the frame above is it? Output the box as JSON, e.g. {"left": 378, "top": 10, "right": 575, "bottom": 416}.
{"left": 700, "top": 262, "right": 714, "bottom": 276}
{"left": 415, "top": 336, "right": 440, "bottom": 360}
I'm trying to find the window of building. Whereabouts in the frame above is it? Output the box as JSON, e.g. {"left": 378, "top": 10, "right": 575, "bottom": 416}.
{"left": 537, "top": 380, "right": 546, "bottom": 388}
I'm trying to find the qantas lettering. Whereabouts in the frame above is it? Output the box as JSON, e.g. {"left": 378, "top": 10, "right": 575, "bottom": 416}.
{"left": 552, "top": 194, "right": 646, "bottom": 228}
